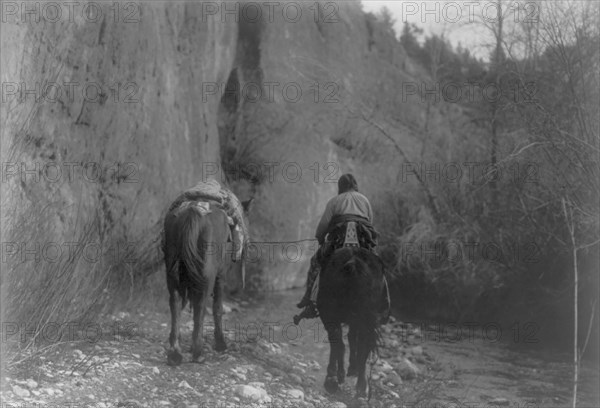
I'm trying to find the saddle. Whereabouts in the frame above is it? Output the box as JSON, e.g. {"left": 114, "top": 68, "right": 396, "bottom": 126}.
{"left": 293, "top": 216, "right": 388, "bottom": 326}
{"left": 321, "top": 215, "right": 379, "bottom": 260}
{"left": 343, "top": 221, "right": 360, "bottom": 247}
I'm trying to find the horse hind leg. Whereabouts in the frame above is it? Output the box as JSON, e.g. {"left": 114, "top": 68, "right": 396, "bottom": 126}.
{"left": 212, "top": 275, "right": 227, "bottom": 352}
{"left": 167, "top": 280, "right": 183, "bottom": 366}
{"left": 347, "top": 324, "right": 358, "bottom": 377}
{"left": 348, "top": 324, "right": 358, "bottom": 373}
{"left": 336, "top": 327, "right": 346, "bottom": 385}
{"left": 323, "top": 322, "right": 343, "bottom": 393}
{"left": 354, "top": 326, "right": 372, "bottom": 399}
{"left": 190, "top": 288, "right": 209, "bottom": 363}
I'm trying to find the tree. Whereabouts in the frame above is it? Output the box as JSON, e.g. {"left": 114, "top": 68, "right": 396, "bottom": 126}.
{"left": 400, "top": 22, "right": 423, "bottom": 59}
{"left": 377, "top": 6, "right": 396, "bottom": 37}
{"left": 521, "top": 3, "right": 599, "bottom": 405}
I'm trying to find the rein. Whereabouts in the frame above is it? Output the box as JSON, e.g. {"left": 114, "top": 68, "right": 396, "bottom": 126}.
{"left": 248, "top": 238, "right": 318, "bottom": 245}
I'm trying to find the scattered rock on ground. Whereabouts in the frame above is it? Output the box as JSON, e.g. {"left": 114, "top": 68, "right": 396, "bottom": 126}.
{"left": 287, "top": 389, "right": 305, "bottom": 400}
{"left": 289, "top": 373, "right": 303, "bottom": 384}
{"left": 12, "top": 385, "right": 30, "bottom": 398}
{"left": 233, "top": 384, "right": 270, "bottom": 403}
{"left": 387, "top": 373, "right": 403, "bottom": 386}
{"left": 397, "top": 357, "right": 421, "bottom": 380}
{"left": 411, "top": 345, "right": 423, "bottom": 355}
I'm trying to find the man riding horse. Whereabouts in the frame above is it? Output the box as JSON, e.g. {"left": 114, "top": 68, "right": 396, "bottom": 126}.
{"left": 295, "top": 173, "right": 382, "bottom": 322}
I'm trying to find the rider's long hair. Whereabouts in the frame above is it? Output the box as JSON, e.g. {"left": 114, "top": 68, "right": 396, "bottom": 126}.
{"left": 338, "top": 173, "right": 358, "bottom": 194}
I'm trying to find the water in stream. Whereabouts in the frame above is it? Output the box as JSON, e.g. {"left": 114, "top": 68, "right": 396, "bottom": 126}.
{"left": 233, "top": 288, "right": 599, "bottom": 407}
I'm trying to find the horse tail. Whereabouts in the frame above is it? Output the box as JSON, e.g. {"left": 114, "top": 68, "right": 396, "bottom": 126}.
{"left": 168, "top": 259, "right": 188, "bottom": 309}
{"left": 342, "top": 255, "right": 381, "bottom": 356}
{"left": 365, "top": 305, "right": 382, "bottom": 358}
{"left": 175, "top": 206, "right": 208, "bottom": 295}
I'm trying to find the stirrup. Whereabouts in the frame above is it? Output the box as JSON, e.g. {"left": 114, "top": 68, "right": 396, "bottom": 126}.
{"left": 293, "top": 304, "right": 319, "bottom": 325}
{"left": 296, "top": 297, "right": 311, "bottom": 309}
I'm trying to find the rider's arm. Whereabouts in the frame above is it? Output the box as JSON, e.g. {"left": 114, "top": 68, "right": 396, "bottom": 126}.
{"left": 315, "top": 200, "right": 334, "bottom": 244}
{"left": 366, "top": 198, "right": 373, "bottom": 223}
{"left": 356, "top": 192, "right": 373, "bottom": 223}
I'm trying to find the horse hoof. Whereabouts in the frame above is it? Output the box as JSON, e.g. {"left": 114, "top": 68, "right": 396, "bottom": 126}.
{"left": 167, "top": 350, "right": 183, "bottom": 366}
{"left": 347, "top": 365, "right": 358, "bottom": 377}
{"left": 355, "top": 388, "right": 369, "bottom": 400}
{"left": 324, "top": 376, "right": 340, "bottom": 393}
{"left": 192, "top": 354, "right": 206, "bottom": 364}
{"left": 214, "top": 340, "right": 227, "bottom": 352}
{"left": 337, "top": 371, "right": 345, "bottom": 384}
{"left": 353, "top": 397, "right": 369, "bottom": 408}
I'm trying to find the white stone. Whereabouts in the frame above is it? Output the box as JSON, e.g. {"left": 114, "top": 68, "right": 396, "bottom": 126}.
{"left": 379, "top": 360, "right": 394, "bottom": 371}
{"left": 287, "top": 389, "right": 304, "bottom": 400}
{"left": 12, "top": 385, "right": 30, "bottom": 398}
{"left": 411, "top": 345, "right": 423, "bottom": 355}
{"left": 397, "top": 357, "right": 421, "bottom": 380}
{"left": 233, "top": 385, "right": 270, "bottom": 402}
{"left": 247, "top": 381, "right": 265, "bottom": 389}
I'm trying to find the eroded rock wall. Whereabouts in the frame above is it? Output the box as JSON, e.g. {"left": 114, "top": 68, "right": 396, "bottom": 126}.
{"left": 1, "top": 3, "right": 238, "bottom": 319}
{"left": 217, "top": 0, "right": 411, "bottom": 289}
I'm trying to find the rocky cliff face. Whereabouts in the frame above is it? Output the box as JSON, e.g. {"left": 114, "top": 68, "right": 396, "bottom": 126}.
{"left": 1, "top": 1, "right": 414, "bottom": 321}
{"left": 1, "top": 3, "right": 238, "bottom": 320}
{"left": 2, "top": 2, "right": 238, "bottom": 229}
{"left": 218, "top": 1, "right": 411, "bottom": 289}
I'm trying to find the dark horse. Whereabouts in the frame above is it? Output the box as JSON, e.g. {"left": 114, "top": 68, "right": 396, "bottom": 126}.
{"left": 163, "top": 201, "right": 231, "bottom": 365}
{"left": 317, "top": 246, "right": 388, "bottom": 400}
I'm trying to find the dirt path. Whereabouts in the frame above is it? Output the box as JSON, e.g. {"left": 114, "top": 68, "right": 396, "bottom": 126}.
{"left": 2, "top": 288, "right": 599, "bottom": 407}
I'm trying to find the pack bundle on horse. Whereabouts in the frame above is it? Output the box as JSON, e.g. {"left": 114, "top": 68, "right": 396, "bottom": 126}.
{"left": 162, "top": 180, "right": 251, "bottom": 365}
{"left": 316, "top": 222, "right": 390, "bottom": 401}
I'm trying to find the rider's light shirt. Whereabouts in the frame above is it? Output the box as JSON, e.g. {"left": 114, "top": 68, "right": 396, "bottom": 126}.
{"left": 315, "top": 191, "right": 373, "bottom": 244}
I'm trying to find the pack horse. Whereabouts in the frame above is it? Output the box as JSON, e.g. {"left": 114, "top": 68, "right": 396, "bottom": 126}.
{"left": 162, "top": 180, "right": 250, "bottom": 365}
